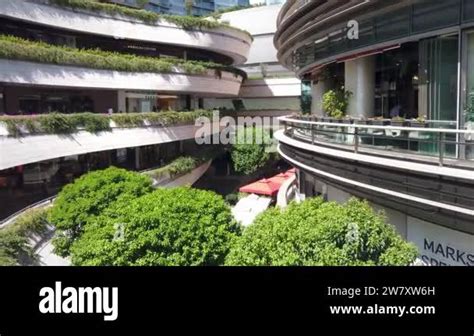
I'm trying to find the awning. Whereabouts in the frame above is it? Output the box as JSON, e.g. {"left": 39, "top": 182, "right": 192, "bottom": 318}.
{"left": 231, "top": 194, "right": 272, "bottom": 227}
{"left": 238, "top": 169, "right": 296, "bottom": 197}
{"left": 239, "top": 178, "right": 281, "bottom": 197}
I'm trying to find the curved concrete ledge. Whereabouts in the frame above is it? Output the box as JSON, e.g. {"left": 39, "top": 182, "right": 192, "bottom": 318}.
{"left": 278, "top": 145, "right": 474, "bottom": 232}
{"left": 239, "top": 78, "right": 301, "bottom": 98}
{"left": 276, "top": 173, "right": 296, "bottom": 208}
{"left": 0, "top": 122, "right": 220, "bottom": 170}
{"left": 0, "top": 0, "right": 251, "bottom": 65}
{"left": 275, "top": 130, "right": 474, "bottom": 181}
{"left": 157, "top": 160, "right": 212, "bottom": 188}
{"left": 0, "top": 60, "right": 243, "bottom": 96}
{"left": 275, "top": 0, "right": 374, "bottom": 70}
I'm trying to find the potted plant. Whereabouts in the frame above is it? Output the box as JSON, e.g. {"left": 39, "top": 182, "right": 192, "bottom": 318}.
{"left": 355, "top": 117, "right": 369, "bottom": 125}
{"left": 370, "top": 116, "right": 390, "bottom": 126}
{"left": 321, "top": 88, "right": 353, "bottom": 124}
{"left": 409, "top": 115, "right": 429, "bottom": 128}
{"left": 341, "top": 115, "right": 354, "bottom": 124}
{"left": 390, "top": 116, "right": 409, "bottom": 127}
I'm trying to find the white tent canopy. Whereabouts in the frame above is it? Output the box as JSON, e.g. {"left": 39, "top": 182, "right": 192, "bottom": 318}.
{"left": 231, "top": 194, "right": 272, "bottom": 227}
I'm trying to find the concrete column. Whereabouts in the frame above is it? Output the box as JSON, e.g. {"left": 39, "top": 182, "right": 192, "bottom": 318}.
{"left": 135, "top": 147, "right": 140, "bottom": 170}
{"left": 186, "top": 95, "right": 198, "bottom": 110}
{"left": 311, "top": 80, "right": 327, "bottom": 116}
{"left": 344, "top": 56, "right": 375, "bottom": 119}
{"left": 190, "top": 95, "right": 198, "bottom": 110}
{"left": 117, "top": 90, "right": 126, "bottom": 113}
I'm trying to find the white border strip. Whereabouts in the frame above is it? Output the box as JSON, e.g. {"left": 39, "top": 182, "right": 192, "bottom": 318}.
{"left": 278, "top": 145, "right": 474, "bottom": 217}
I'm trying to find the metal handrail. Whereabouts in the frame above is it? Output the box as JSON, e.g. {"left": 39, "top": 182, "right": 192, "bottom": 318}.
{"left": 278, "top": 116, "right": 474, "bottom": 135}
{"left": 279, "top": 116, "right": 474, "bottom": 168}
{"left": 0, "top": 195, "right": 55, "bottom": 228}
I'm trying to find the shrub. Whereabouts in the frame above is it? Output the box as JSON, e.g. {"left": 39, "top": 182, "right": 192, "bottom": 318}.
{"left": 144, "top": 146, "right": 221, "bottom": 182}
{"left": 0, "top": 208, "right": 49, "bottom": 266}
{"left": 38, "top": 113, "right": 76, "bottom": 134}
{"left": 322, "top": 88, "right": 352, "bottom": 119}
{"left": 0, "top": 109, "right": 214, "bottom": 137}
{"left": 48, "top": 0, "right": 252, "bottom": 38}
{"left": 69, "top": 187, "right": 241, "bottom": 266}
{"left": 231, "top": 127, "right": 272, "bottom": 175}
{"left": 145, "top": 156, "right": 198, "bottom": 181}
{"left": 0, "top": 35, "right": 245, "bottom": 78}
{"left": 49, "top": 167, "right": 153, "bottom": 256}
{"left": 225, "top": 198, "right": 418, "bottom": 266}
{"left": 225, "top": 193, "right": 239, "bottom": 205}
{"left": 69, "top": 113, "right": 111, "bottom": 133}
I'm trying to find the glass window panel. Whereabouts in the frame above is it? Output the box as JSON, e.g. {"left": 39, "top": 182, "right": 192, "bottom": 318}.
{"left": 374, "top": 8, "right": 410, "bottom": 42}
{"left": 463, "top": 0, "right": 474, "bottom": 22}
{"left": 412, "top": 0, "right": 461, "bottom": 33}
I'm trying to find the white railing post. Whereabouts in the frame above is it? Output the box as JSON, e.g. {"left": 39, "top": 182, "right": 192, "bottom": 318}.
{"left": 354, "top": 126, "right": 359, "bottom": 153}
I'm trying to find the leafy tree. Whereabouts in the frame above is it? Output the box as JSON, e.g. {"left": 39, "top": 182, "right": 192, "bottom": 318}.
{"left": 231, "top": 127, "right": 271, "bottom": 175}
{"left": 70, "top": 187, "right": 240, "bottom": 266}
{"left": 322, "top": 88, "right": 353, "bottom": 119}
{"left": 0, "top": 208, "right": 49, "bottom": 266}
{"left": 226, "top": 198, "right": 417, "bottom": 266}
{"left": 49, "top": 167, "right": 153, "bottom": 256}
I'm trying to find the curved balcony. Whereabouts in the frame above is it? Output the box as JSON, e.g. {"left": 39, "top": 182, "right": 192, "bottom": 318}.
{"left": 0, "top": 0, "right": 252, "bottom": 65}
{"left": 275, "top": 0, "right": 473, "bottom": 76}
{"left": 0, "top": 116, "right": 220, "bottom": 170}
{"left": 0, "top": 59, "right": 243, "bottom": 96}
{"left": 276, "top": 116, "right": 474, "bottom": 234}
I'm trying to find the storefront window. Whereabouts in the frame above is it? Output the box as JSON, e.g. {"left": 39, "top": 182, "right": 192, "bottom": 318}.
{"left": 465, "top": 31, "right": 474, "bottom": 122}
{"left": 464, "top": 31, "right": 474, "bottom": 160}
{"left": 300, "top": 80, "right": 312, "bottom": 114}
{"left": 374, "top": 35, "right": 459, "bottom": 123}
{"left": 375, "top": 42, "right": 419, "bottom": 118}
{"left": 418, "top": 34, "right": 459, "bottom": 122}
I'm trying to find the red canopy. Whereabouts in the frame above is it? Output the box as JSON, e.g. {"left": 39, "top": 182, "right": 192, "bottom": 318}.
{"left": 239, "top": 178, "right": 281, "bottom": 197}
{"left": 268, "top": 174, "right": 289, "bottom": 185}
{"left": 239, "top": 169, "right": 296, "bottom": 197}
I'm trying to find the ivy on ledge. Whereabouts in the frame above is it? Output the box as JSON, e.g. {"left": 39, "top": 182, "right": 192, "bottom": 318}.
{"left": 143, "top": 147, "right": 222, "bottom": 182}
{"left": 42, "top": 0, "right": 252, "bottom": 38}
{"left": 0, "top": 35, "right": 246, "bottom": 79}
{"left": 0, "top": 110, "right": 214, "bottom": 137}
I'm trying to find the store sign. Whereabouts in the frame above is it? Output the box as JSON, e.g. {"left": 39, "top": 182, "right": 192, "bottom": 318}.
{"left": 347, "top": 20, "right": 359, "bottom": 40}
{"left": 407, "top": 218, "right": 474, "bottom": 266}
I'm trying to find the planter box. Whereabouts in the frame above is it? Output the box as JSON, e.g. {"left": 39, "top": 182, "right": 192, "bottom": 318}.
{"left": 408, "top": 121, "right": 429, "bottom": 128}
{"left": 370, "top": 119, "right": 390, "bottom": 126}
{"left": 391, "top": 120, "right": 410, "bottom": 127}
{"left": 341, "top": 119, "right": 354, "bottom": 124}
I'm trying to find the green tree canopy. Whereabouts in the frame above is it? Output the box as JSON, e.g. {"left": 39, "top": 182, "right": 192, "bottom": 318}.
{"left": 225, "top": 198, "right": 417, "bottom": 266}
{"left": 70, "top": 187, "right": 241, "bottom": 266}
{"left": 231, "top": 127, "right": 271, "bottom": 175}
{"left": 0, "top": 208, "right": 49, "bottom": 266}
{"left": 49, "top": 167, "right": 153, "bottom": 256}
